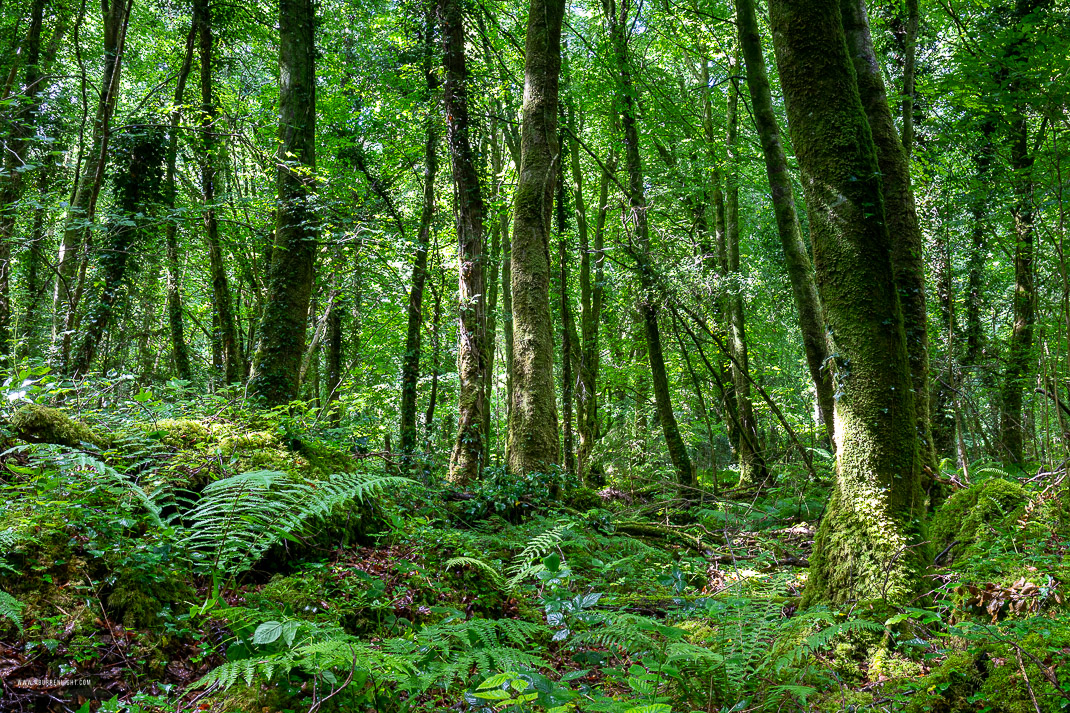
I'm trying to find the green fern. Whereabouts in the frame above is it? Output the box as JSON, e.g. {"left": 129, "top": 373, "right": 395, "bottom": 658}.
{"left": 505, "top": 522, "right": 572, "bottom": 589}
{"left": 767, "top": 611, "right": 885, "bottom": 673}
{"left": 445, "top": 556, "right": 505, "bottom": 588}
{"left": 0, "top": 589, "right": 23, "bottom": 631}
{"left": 182, "top": 469, "right": 409, "bottom": 577}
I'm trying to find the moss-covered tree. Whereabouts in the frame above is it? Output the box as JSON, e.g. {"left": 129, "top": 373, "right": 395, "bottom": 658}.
{"left": 506, "top": 0, "right": 566, "bottom": 476}
{"left": 768, "top": 0, "right": 928, "bottom": 605}
{"left": 250, "top": 0, "right": 317, "bottom": 405}
{"left": 440, "top": 0, "right": 488, "bottom": 483}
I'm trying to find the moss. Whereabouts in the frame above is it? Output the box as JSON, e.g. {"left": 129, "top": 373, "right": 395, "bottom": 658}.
{"left": 930, "top": 478, "right": 1027, "bottom": 562}
{"left": 152, "top": 418, "right": 210, "bottom": 447}
{"left": 246, "top": 573, "right": 333, "bottom": 621}
{"left": 106, "top": 568, "right": 195, "bottom": 628}
{"left": 11, "top": 404, "right": 109, "bottom": 449}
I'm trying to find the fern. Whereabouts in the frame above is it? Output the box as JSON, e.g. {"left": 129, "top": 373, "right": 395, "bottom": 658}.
{"left": 0, "top": 589, "right": 22, "bottom": 631}
{"left": 766, "top": 611, "right": 886, "bottom": 673}
{"left": 196, "top": 610, "right": 413, "bottom": 692}
{"left": 27, "top": 445, "right": 164, "bottom": 526}
{"left": 182, "top": 469, "right": 409, "bottom": 577}
{"left": 505, "top": 522, "right": 572, "bottom": 589}
{"left": 444, "top": 556, "right": 505, "bottom": 588}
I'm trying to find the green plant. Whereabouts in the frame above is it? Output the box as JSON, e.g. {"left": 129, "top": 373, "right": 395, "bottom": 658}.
{"left": 0, "top": 588, "right": 23, "bottom": 631}
{"left": 181, "top": 468, "right": 409, "bottom": 587}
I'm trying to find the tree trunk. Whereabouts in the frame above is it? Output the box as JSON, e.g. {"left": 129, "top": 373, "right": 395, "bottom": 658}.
{"left": 70, "top": 123, "right": 164, "bottom": 375}
{"left": 999, "top": 114, "right": 1035, "bottom": 466}
{"left": 769, "top": 0, "right": 926, "bottom": 606}
{"left": 900, "top": 0, "right": 919, "bottom": 155}
{"left": 841, "top": 0, "right": 936, "bottom": 483}
{"left": 54, "top": 0, "right": 133, "bottom": 370}
{"left": 558, "top": 157, "right": 576, "bottom": 477}
{"left": 605, "top": 0, "right": 693, "bottom": 486}
{"left": 724, "top": 49, "right": 769, "bottom": 487}
{"left": 482, "top": 125, "right": 503, "bottom": 465}
{"left": 196, "top": 0, "right": 241, "bottom": 383}
{"left": 401, "top": 6, "right": 438, "bottom": 464}
{"left": 161, "top": 25, "right": 196, "bottom": 380}
{"left": 440, "top": 0, "right": 488, "bottom": 483}
{"left": 733, "top": 0, "right": 835, "bottom": 442}
{"left": 250, "top": 0, "right": 317, "bottom": 405}
{"left": 506, "top": 0, "right": 566, "bottom": 476}
{"left": 0, "top": 0, "right": 49, "bottom": 359}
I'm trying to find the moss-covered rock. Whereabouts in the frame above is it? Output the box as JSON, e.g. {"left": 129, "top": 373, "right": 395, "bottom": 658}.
{"left": 106, "top": 567, "right": 195, "bottom": 628}
{"left": 931, "top": 478, "right": 1028, "bottom": 562}
{"left": 12, "top": 404, "right": 109, "bottom": 449}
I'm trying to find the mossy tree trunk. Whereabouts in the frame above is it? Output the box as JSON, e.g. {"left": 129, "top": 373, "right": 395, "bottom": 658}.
{"left": 841, "top": 0, "right": 936, "bottom": 486}
{"left": 724, "top": 49, "right": 769, "bottom": 488}
{"left": 572, "top": 105, "right": 613, "bottom": 485}
{"left": 400, "top": 5, "right": 438, "bottom": 465}
{"left": 71, "top": 123, "right": 165, "bottom": 376}
{"left": 162, "top": 24, "right": 196, "bottom": 381}
{"left": 999, "top": 113, "right": 1035, "bottom": 467}
{"left": 54, "top": 0, "right": 132, "bottom": 370}
{"left": 440, "top": 0, "right": 488, "bottom": 483}
{"left": 768, "top": 0, "right": 927, "bottom": 606}
{"left": 250, "top": 0, "right": 317, "bottom": 405}
{"left": 557, "top": 154, "right": 577, "bottom": 477}
{"left": 606, "top": 0, "right": 694, "bottom": 487}
{"left": 0, "top": 0, "right": 54, "bottom": 360}
{"left": 997, "top": 0, "right": 1042, "bottom": 467}
{"left": 196, "top": 0, "right": 241, "bottom": 384}
{"left": 734, "top": 0, "right": 835, "bottom": 442}
{"left": 506, "top": 0, "right": 566, "bottom": 477}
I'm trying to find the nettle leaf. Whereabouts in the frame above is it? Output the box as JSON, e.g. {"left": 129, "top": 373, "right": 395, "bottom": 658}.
{"left": 253, "top": 621, "right": 284, "bottom": 645}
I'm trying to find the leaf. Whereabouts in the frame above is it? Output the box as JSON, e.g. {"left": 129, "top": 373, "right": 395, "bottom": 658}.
{"left": 543, "top": 552, "right": 561, "bottom": 573}
{"left": 253, "top": 621, "right": 284, "bottom": 645}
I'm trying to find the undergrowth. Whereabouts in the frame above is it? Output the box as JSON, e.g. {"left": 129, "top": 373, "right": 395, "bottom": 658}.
{"left": 1, "top": 376, "right": 1069, "bottom": 712}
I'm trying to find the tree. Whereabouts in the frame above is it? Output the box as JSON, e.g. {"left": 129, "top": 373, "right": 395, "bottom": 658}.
{"left": 440, "top": 0, "right": 488, "bottom": 483}
{"left": 506, "top": 0, "right": 567, "bottom": 476}
{"left": 768, "top": 0, "right": 927, "bottom": 605}
{"left": 250, "top": 0, "right": 317, "bottom": 405}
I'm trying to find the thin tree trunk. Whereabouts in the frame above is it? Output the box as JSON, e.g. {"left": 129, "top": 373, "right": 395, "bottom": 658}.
{"left": 558, "top": 155, "right": 576, "bottom": 477}
{"left": 54, "top": 0, "right": 133, "bottom": 371}
{"left": 482, "top": 124, "right": 502, "bottom": 465}
{"left": 900, "top": 0, "right": 919, "bottom": 155}
{"left": 506, "top": 0, "right": 566, "bottom": 477}
{"left": 724, "top": 49, "right": 768, "bottom": 487}
{"left": 769, "top": 0, "right": 926, "bottom": 605}
{"left": 401, "top": 6, "right": 438, "bottom": 464}
{"left": 0, "top": 0, "right": 52, "bottom": 359}
{"left": 250, "top": 0, "right": 317, "bottom": 405}
{"left": 606, "top": 0, "right": 693, "bottom": 487}
{"left": 733, "top": 0, "right": 835, "bottom": 441}
{"left": 163, "top": 24, "right": 196, "bottom": 380}
{"left": 196, "top": 0, "right": 240, "bottom": 383}
{"left": 440, "top": 0, "right": 488, "bottom": 483}
{"left": 999, "top": 114, "right": 1035, "bottom": 466}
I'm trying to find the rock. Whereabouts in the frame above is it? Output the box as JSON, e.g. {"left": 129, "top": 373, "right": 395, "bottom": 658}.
{"left": 11, "top": 404, "right": 109, "bottom": 449}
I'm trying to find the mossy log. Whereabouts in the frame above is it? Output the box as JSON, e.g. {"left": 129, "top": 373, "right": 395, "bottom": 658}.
{"left": 11, "top": 404, "right": 109, "bottom": 449}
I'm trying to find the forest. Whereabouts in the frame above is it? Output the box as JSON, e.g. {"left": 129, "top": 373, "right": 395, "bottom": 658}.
{"left": 0, "top": 0, "right": 1068, "bottom": 708}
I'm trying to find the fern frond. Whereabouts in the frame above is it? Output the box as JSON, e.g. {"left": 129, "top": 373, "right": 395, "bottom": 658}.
{"left": 182, "top": 469, "right": 410, "bottom": 576}
{"left": 505, "top": 522, "right": 572, "bottom": 588}
{"left": 0, "top": 589, "right": 23, "bottom": 631}
{"left": 445, "top": 556, "right": 504, "bottom": 587}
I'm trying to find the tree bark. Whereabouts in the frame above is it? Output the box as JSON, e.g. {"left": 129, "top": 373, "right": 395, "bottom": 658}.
{"left": 841, "top": 0, "right": 936, "bottom": 484}
{"left": 196, "top": 0, "right": 241, "bottom": 383}
{"left": 162, "top": 24, "right": 196, "bottom": 381}
{"left": 733, "top": 0, "right": 835, "bottom": 441}
{"left": 440, "top": 0, "right": 488, "bottom": 483}
{"left": 54, "top": 0, "right": 133, "bottom": 370}
{"left": 769, "top": 0, "right": 927, "bottom": 605}
{"left": 250, "top": 0, "right": 317, "bottom": 405}
{"left": 401, "top": 5, "right": 438, "bottom": 464}
{"left": 999, "top": 113, "right": 1035, "bottom": 466}
{"left": 558, "top": 156, "right": 576, "bottom": 477}
{"left": 724, "top": 49, "right": 769, "bottom": 487}
{"left": 506, "top": 0, "right": 566, "bottom": 476}
{"left": 606, "top": 0, "right": 694, "bottom": 487}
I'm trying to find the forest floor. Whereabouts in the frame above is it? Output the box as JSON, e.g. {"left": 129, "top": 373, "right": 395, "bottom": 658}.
{"left": 1, "top": 386, "right": 1069, "bottom": 712}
